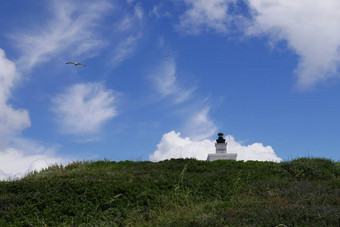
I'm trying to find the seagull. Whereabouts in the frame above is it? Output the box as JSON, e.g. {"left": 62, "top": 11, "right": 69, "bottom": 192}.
{"left": 66, "top": 62, "right": 86, "bottom": 67}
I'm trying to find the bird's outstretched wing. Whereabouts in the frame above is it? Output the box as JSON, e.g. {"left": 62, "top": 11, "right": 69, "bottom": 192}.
{"left": 66, "top": 62, "right": 86, "bottom": 67}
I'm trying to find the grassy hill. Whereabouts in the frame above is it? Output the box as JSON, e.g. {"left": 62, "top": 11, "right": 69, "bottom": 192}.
{"left": 1, "top": 157, "right": 340, "bottom": 226}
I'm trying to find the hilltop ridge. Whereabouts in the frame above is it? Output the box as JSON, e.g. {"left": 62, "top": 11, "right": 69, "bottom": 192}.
{"left": 1, "top": 157, "right": 340, "bottom": 226}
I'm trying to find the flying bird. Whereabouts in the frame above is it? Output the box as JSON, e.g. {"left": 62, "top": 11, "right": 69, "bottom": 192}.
{"left": 66, "top": 62, "right": 86, "bottom": 67}
{"left": 164, "top": 54, "right": 170, "bottom": 58}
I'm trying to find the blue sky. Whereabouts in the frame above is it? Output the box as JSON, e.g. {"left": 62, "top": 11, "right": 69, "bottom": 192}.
{"left": 1, "top": 0, "right": 340, "bottom": 179}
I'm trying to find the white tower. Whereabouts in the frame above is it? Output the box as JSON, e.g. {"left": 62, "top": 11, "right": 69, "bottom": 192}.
{"left": 207, "top": 132, "right": 237, "bottom": 161}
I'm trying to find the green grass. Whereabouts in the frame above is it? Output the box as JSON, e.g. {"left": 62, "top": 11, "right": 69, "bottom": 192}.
{"left": 1, "top": 157, "right": 340, "bottom": 226}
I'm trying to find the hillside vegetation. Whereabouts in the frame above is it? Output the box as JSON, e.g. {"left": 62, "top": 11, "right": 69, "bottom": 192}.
{"left": 1, "top": 157, "right": 340, "bottom": 226}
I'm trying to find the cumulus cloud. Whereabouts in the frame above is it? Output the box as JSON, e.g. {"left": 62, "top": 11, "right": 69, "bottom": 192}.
{"left": 11, "top": 0, "right": 113, "bottom": 71}
{"left": 246, "top": 0, "right": 340, "bottom": 89}
{"left": 225, "top": 134, "right": 281, "bottom": 162}
{"left": 0, "top": 49, "right": 31, "bottom": 146}
{"left": 178, "top": 0, "right": 340, "bottom": 89}
{"left": 0, "top": 139, "right": 67, "bottom": 181}
{"left": 150, "top": 131, "right": 214, "bottom": 161}
{"left": 0, "top": 49, "right": 66, "bottom": 180}
{"left": 52, "top": 82, "right": 118, "bottom": 136}
{"left": 149, "top": 58, "right": 195, "bottom": 103}
{"left": 149, "top": 130, "right": 282, "bottom": 162}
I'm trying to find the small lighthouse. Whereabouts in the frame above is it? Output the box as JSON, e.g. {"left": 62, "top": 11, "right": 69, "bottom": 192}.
{"left": 207, "top": 132, "right": 237, "bottom": 161}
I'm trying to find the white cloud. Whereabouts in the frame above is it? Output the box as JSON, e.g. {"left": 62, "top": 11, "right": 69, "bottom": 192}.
{"left": 111, "top": 2, "right": 144, "bottom": 67}
{"left": 246, "top": 0, "right": 340, "bottom": 89}
{"left": 116, "top": 16, "right": 135, "bottom": 32}
{"left": 11, "top": 0, "right": 113, "bottom": 71}
{"left": 9, "top": 0, "right": 146, "bottom": 71}
{"left": 148, "top": 53, "right": 216, "bottom": 141}
{"left": 150, "top": 6, "right": 161, "bottom": 18}
{"left": 149, "top": 58, "right": 195, "bottom": 104}
{"left": 150, "top": 131, "right": 214, "bottom": 161}
{"left": 52, "top": 82, "right": 118, "bottom": 136}
{"left": 225, "top": 135, "right": 281, "bottom": 162}
{"left": 134, "top": 4, "right": 144, "bottom": 21}
{"left": 0, "top": 49, "right": 31, "bottom": 146}
{"left": 178, "top": 0, "right": 236, "bottom": 34}
{"left": 148, "top": 55, "right": 216, "bottom": 142}
{"left": 117, "top": 2, "right": 144, "bottom": 31}
{"left": 179, "top": 0, "right": 340, "bottom": 89}
{"left": 149, "top": 5, "right": 172, "bottom": 18}
{"left": 183, "top": 107, "right": 217, "bottom": 141}
{"left": 0, "top": 49, "right": 66, "bottom": 180}
{"left": 0, "top": 139, "right": 67, "bottom": 181}
{"left": 111, "top": 34, "right": 141, "bottom": 67}
{"left": 149, "top": 130, "right": 282, "bottom": 162}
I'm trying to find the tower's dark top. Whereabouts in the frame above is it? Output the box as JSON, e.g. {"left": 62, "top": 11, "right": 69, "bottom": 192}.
{"left": 216, "top": 132, "right": 226, "bottom": 143}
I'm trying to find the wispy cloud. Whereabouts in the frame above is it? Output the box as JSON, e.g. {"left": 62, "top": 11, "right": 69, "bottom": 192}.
{"left": 116, "top": 16, "right": 135, "bottom": 32}
{"left": 149, "top": 58, "right": 196, "bottom": 104}
{"left": 111, "top": 34, "right": 141, "bottom": 67}
{"left": 182, "top": 107, "right": 217, "bottom": 141}
{"left": 178, "top": 0, "right": 340, "bottom": 89}
{"left": 8, "top": 0, "right": 148, "bottom": 72}
{"left": 149, "top": 130, "right": 282, "bottom": 162}
{"left": 111, "top": 3, "right": 144, "bottom": 67}
{"left": 134, "top": 4, "right": 144, "bottom": 21}
{"left": 116, "top": 2, "right": 144, "bottom": 32}
{"left": 148, "top": 52, "right": 216, "bottom": 141}
{"left": 52, "top": 82, "right": 118, "bottom": 137}
{"left": 11, "top": 0, "right": 113, "bottom": 71}
{"left": 177, "top": 0, "right": 236, "bottom": 34}
{"left": 149, "top": 4, "right": 172, "bottom": 18}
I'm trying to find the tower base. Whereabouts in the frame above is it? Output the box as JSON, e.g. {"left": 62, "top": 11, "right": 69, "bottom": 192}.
{"left": 207, "top": 153, "right": 237, "bottom": 161}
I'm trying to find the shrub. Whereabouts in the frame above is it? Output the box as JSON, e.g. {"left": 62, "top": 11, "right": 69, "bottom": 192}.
{"left": 279, "top": 157, "right": 337, "bottom": 180}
